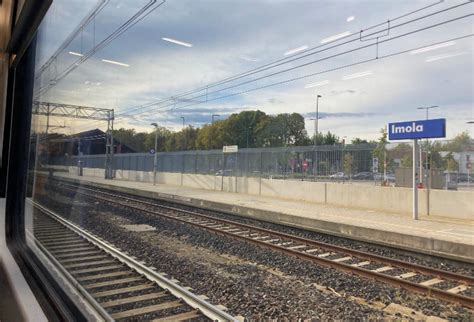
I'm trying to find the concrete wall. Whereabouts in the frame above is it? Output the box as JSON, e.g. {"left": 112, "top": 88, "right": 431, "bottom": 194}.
{"left": 67, "top": 167, "right": 473, "bottom": 220}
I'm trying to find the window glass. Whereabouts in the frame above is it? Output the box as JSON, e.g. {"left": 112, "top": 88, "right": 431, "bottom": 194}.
{"left": 26, "top": 0, "right": 473, "bottom": 320}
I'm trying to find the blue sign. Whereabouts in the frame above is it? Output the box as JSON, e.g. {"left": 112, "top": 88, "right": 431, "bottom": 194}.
{"left": 149, "top": 148, "right": 156, "bottom": 154}
{"left": 388, "top": 118, "right": 446, "bottom": 140}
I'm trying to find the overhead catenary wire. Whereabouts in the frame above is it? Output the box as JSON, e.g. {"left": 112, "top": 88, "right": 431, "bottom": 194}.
{"left": 35, "top": 0, "right": 166, "bottom": 98}
{"left": 74, "top": 31, "right": 473, "bottom": 133}
{"left": 119, "top": 13, "right": 474, "bottom": 118}
{"left": 120, "top": 0, "right": 469, "bottom": 116}
{"left": 70, "top": 1, "right": 473, "bottom": 132}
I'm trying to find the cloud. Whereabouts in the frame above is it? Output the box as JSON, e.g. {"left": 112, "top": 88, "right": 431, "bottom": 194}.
{"left": 37, "top": 0, "right": 473, "bottom": 139}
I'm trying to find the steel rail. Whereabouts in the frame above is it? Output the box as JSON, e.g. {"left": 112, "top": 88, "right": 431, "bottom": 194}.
{"left": 52, "top": 181, "right": 474, "bottom": 309}
{"left": 31, "top": 199, "right": 238, "bottom": 322}
{"left": 56, "top": 180, "right": 473, "bottom": 285}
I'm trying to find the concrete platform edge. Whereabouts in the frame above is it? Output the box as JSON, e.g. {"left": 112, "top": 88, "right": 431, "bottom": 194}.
{"left": 57, "top": 176, "right": 474, "bottom": 264}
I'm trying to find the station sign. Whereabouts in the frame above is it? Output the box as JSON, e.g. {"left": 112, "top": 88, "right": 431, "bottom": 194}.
{"left": 388, "top": 118, "right": 446, "bottom": 140}
{"left": 223, "top": 145, "right": 238, "bottom": 153}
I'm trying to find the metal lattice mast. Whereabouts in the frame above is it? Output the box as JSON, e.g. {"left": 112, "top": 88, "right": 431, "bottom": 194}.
{"left": 105, "top": 110, "right": 115, "bottom": 179}
{"left": 32, "top": 101, "right": 115, "bottom": 180}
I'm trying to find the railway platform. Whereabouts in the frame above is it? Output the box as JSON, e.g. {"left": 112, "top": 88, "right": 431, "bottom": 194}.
{"left": 53, "top": 173, "right": 473, "bottom": 263}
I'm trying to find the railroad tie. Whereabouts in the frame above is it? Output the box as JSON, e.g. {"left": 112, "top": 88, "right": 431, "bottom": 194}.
{"left": 419, "top": 278, "right": 443, "bottom": 286}
{"left": 373, "top": 266, "right": 394, "bottom": 273}
{"left": 151, "top": 310, "right": 201, "bottom": 322}
{"left": 447, "top": 285, "right": 468, "bottom": 294}
{"left": 352, "top": 261, "right": 371, "bottom": 267}
{"left": 110, "top": 300, "right": 183, "bottom": 319}
{"left": 397, "top": 272, "right": 417, "bottom": 279}
{"left": 333, "top": 256, "right": 352, "bottom": 263}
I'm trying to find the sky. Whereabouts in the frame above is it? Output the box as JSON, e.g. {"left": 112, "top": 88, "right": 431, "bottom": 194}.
{"left": 32, "top": 0, "right": 473, "bottom": 142}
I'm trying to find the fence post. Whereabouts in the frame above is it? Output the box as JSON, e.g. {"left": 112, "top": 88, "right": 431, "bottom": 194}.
{"left": 221, "top": 152, "right": 225, "bottom": 191}
{"left": 181, "top": 153, "right": 184, "bottom": 186}
{"left": 259, "top": 152, "right": 263, "bottom": 195}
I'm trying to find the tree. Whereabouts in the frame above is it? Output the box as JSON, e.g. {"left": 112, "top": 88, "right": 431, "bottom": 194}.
{"left": 311, "top": 131, "right": 339, "bottom": 145}
{"left": 401, "top": 155, "right": 412, "bottom": 168}
{"left": 373, "top": 128, "right": 387, "bottom": 173}
{"left": 351, "top": 138, "right": 369, "bottom": 144}
{"left": 343, "top": 153, "right": 353, "bottom": 177}
{"left": 144, "top": 126, "right": 172, "bottom": 152}
{"left": 443, "top": 131, "right": 471, "bottom": 152}
{"left": 444, "top": 152, "right": 459, "bottom": 171}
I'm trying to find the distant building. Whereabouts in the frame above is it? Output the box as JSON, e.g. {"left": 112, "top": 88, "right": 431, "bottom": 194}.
{"left": 68, "top": 129, "right": 136, "bottom": 155}
{"left": 31, "top": 129, "right": 136, "bottom": 157}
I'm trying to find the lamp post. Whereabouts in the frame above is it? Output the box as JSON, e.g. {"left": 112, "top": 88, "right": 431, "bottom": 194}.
{"left": 314, "top": 94, "right": 322, "bottom": 147}
{"left": 212, "top": 114, "right": 220, "bottom": 124}
{"left": 151, "top": 123, "right": 158, "bottom": 185}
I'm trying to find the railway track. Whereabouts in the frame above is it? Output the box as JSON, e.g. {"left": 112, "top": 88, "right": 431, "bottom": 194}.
{"left": 31, "top": 200, "right": 237, "bottom": 321}
{"left": 47, "top": 179, "right": 474, "bottom": 309}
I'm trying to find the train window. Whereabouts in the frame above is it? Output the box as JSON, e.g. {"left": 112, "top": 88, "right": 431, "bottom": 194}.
{"left": 18, "top": 0, "right": 474, "bottom": 320}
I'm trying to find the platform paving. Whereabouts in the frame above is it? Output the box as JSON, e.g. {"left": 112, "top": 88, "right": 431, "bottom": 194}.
{"left": 53, "top": 173, "right": 473, "bottom": 263}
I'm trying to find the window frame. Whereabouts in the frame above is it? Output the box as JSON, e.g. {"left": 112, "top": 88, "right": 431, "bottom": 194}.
{"left": 3, "top": 1, "right": 87, "bottom": 320}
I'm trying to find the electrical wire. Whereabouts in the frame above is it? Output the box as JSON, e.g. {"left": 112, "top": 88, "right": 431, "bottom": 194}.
{"left": 120, "top": 13, "right": 473, "bottom": 118}
{"left": 74, "top": 32, "right": 473, "bottom": 133}
{"left": 120, "top": 0, "right": 469, "bottom": 116}
{"left": 64, "top": 1, "right": 474, "bottom": 132}
{"left": 35, "top": 0, "right": 166, "bottom": 98}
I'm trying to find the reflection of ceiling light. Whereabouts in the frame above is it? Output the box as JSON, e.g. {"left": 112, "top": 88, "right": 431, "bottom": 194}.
{"left": 162, "top": 37, "right": 193, "bottom": 47}
{"left": 342, "top": 70, "right": 372, "bottom": 80}
{"left": 239, "top": 55, "right": 259, "bottom": 62}
{"left": 101, "top": 59, "right": 130, "bottom": 67}
{"left": 96, "top": 82, "right": 101, "bottom": 86}
{"left": 284, "top": 45, "right": 308, "bottom": 56}
{"left": 305, "top": 80, "right": 329, "bottom": 88}
{"left": 410, "top": 41, "right": 455, "bottom": 54}
{"left": 346, "top": 16, "right": 355, "bottom": 22}
{"left": 84, "top": 81, "right": 90, "bottom": 85}
{"left": 425, "top": 51, "right": 467, "bottom": 62}
{"left": 321, "top": 31, "right": 351, "bottom": 44}
{"left": 68, "top": 51, "right": 84, "bottom": 57}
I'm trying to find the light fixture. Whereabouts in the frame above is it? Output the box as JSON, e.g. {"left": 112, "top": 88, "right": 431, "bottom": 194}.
{"left": 284, "top": 45, "right": 308, "bottom": 56}
{"left": 162, "top": 37, "right": 193, "bottom": 47}
{"left": 321, "top": 31, "right": 351, "bottom": 44}
{"left": 305, "top": 80, "right": 329, "bottom": 89}
{"left": 342, "top": 70, "right": 372, "bottom": 80}
{"left": 425, "top": 51, "right": 466, "bottom": 62}
{"left": 101, "top": 59, "right": 130, "bottom": 67}
{"left": 346, "top": 16, "right": 355, "bottom": 22}
{"left": 410, "top": 41, "right": 456, "bottom": 55}
{"left": 68, "top": 51, "right": 84, "bottom": 57}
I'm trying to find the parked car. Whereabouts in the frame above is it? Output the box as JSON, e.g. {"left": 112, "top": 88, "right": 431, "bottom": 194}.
{"left": 329, "top": 172, "right": 347, "bottom": 180}
{"left": 215, "top": 169, "right": 234, "bottom": 176}
{"left": 352, "top": 171, "right": 374, "bottom": 180}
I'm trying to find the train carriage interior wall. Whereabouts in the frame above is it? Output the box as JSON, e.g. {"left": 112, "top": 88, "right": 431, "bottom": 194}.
{"left": 1, "top": 0, "right": 473, "bottom": 321}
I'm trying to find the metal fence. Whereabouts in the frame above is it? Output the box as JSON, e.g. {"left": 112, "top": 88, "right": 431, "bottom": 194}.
{"left": 48, "top": 144, "right": 377, "bottom": 180}
{"left": 45, "top": 141, "right": 474, "bottom": 188}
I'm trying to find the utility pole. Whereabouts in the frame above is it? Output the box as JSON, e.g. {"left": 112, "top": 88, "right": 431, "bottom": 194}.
{"left": 151, "top": 123, "right": 158, "bottom": 185}
{"left": 212, "top": 114, "right": 220, "bottom": 124}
